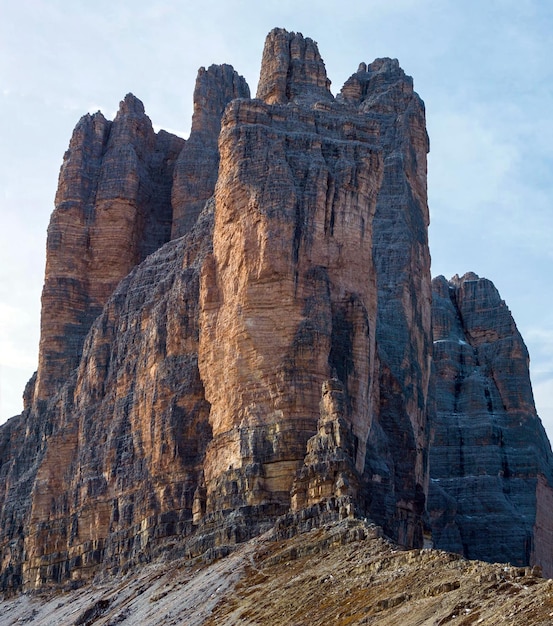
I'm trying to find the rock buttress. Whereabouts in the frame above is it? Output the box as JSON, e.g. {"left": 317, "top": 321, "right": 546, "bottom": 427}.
{"left": 429, "top": 273, "right": 553, "bottom": 576}
{"left": 340, "top": 58, "right": 432, "bottom": 547}
{"left": 34, "top": 95, "right": 184, "bottom": 405}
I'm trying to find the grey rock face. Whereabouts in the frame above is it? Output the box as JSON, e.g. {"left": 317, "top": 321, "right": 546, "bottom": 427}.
{"left": 171, "top": 64, "right": 250, "bottom": 238}
{"left": 341, "top": 58, "right": 432, "bottom": 547}
{"left": 429, "top": 273, "right": 553, "bottom": 576}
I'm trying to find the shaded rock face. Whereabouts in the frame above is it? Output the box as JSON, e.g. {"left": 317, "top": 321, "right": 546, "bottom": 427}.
{"left": 256, "top": 28, "right": 333, "bottom": 104}
{"left": 171, "top": 64, "right": 250, "bottom": 239}
{"left": 429, "top": 273, "right": 553, "bottom": 577}
{"left": 34, "top": 95, "right": 185, "bottom": 405}
{"left": 340, "top": 58, "right": 432, "bottom": 546}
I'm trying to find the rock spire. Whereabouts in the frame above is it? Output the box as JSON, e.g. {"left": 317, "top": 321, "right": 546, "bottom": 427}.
{"left": 0, "top": 29, "right": 551, "bottom": 594}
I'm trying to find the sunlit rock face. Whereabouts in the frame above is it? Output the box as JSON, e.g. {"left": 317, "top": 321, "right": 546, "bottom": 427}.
{"left": 3, "top": 27, "right": 551, "bottom": 594}
{"left": 34, "top": 95, "right": 184, "bottom": 406}
{"left": 428, "top": 273, "right": 553, "bottom": 577}
{"left": 199, "top": 27, "right": 382, "bottom": 522}
{"left": 198, "top": 28, "right": 432, "bottom": 547}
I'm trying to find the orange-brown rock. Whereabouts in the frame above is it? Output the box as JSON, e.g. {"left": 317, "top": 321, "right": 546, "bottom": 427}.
{"left": 34, "top": 95, "right": 184, "bottom": 405}
{"left": 0, "top": 29, "right": 434, "bottom": 592}
{"left": 198, "top": 41, "right": 382, "bottom": 520}
{"left": 13, "top": 206, "right": 213, "bottom": 591}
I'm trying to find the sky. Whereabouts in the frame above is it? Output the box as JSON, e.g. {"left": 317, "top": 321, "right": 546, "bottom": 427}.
{"left": 1, "top": 0, "right": 553, "bottom": 439}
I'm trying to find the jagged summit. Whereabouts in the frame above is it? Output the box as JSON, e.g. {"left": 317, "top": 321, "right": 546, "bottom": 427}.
{"left": 0, "top": 28, "right": 552, "bottom": 597}
{"left": 171, "top": 63, "right": 249, "bottom": 239}
{"left": 117, "top": 92, "right": 146, "bottom": 116}
{"left": 256, "top": 28, "right": 333, "bottom": 104}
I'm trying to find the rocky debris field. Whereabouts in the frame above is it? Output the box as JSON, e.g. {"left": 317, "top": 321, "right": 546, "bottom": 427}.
{"left": 3, "top": 518, "right": 553, "bottom": 625}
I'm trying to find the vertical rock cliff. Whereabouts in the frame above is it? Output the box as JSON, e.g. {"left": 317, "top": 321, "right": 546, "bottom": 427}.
{"left": 34, "top": 95, "right": 184, "bottom": 405}
{"left": 429, "top": 273, "right": 553, "bottom": 577}
{"left": 339, "top": 58, "right": 432, "bottom": 546}
{"left": 198, "top": 28, "right": 432, "bottom": 547}
{"left": 198, "top": 27, "right": 383, "bottom": 522}
{"left": 0, "top": 28, "right": 551, "bottom": 594}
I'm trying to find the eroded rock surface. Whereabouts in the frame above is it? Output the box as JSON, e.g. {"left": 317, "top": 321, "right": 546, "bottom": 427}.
{"left": 199, "top": 29, "right": 383, "bottom": 522}
{"left": 0, "top": 27, "right": 551, "bottom": 596}
{"left": 429, "top": 272, "right": 553, "bottom": 577}
{"left": 34, "top": 95, "right": 184, "bottom": 405}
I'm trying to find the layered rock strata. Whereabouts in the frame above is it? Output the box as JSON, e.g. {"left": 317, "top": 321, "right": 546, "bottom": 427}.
{"left": 34, "top": 95, "right": 184, "bottom": 405}
{"left": 428, "top": 273, "right": 553, "bottom": 577}
{"left": 0, "top": 28, "right": 431, "bottom": 591}
{"left": 1, "top": 206, "right": 214, "bottom": 591}
{"left": 198, "top": 29, "right": 432, "bottom": 548}
{"left": 1, "top": 27, "right": 551, "bottom": 595}
{"left": 291, "top": 379, "right": 360, "bottom": 514}
{"left": 171, "top": 64, "right": 250, "bottom": 238}
{"left": 199, "top": 29, "right": 382, "bottom": 522}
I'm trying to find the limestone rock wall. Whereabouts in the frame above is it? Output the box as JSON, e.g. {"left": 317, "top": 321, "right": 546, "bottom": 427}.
{"left": 340, "top": 58, "right": 432, "bottom": 546}
{"left": 171, "top": 64, "right": 250, "bottom": 238}
{"left": 0, "top": 29, "right": 436, "bottom": 591}
{"left": 428, "top": 273, "right": 553, "bottom": 576}
{"left": 34, "top": 95, "right": 184, "bottom": 405}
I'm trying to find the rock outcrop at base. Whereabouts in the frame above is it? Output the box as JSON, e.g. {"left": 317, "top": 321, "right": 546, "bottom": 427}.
{"left": 428, "top": 273, "right": 553, "bottom": 577}
{"left": 0, "top": 28, "right": 551, "bottom": 594}
{"left": 3, "top": 519, "right": 553, "bottom": 626}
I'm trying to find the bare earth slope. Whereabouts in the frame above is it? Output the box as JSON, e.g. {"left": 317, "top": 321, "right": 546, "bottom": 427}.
{"left": 3, "top": 519, "right": 553, "bottom": 626}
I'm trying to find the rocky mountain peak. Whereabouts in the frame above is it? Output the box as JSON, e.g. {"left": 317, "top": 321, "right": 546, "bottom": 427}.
{"left": 256, "top": 27, "right": 332, "bottom": 104}
{"left": 1, "top": 28, "right": 552, "bottom": 599}
{"left": 117, "top": 92, "right": 146, "bottom": 116}
{"left": 191, "top": 64, "right": 250, "bottom": 135}
{"left": 340, "top": 56, "right": 415, "bottom": 112}
{"left": 171, "top": 64, "right": 250, "bottom": 238}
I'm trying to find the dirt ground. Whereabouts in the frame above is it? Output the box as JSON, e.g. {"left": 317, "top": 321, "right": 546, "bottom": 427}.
{"left": 3, "top": 519, "right": 553, "bottom": 625}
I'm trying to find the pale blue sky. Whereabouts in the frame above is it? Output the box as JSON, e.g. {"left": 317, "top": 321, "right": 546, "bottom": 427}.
{"left": 2, "top": 0, "right": 553, "bottom": 439}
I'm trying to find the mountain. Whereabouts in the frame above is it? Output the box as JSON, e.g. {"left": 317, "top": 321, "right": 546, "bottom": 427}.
{"left": 0, "top": 27, "right": 552, "bottom": 603}
{"left": 429, "top": 273, "right": 553, "bottom": 575}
